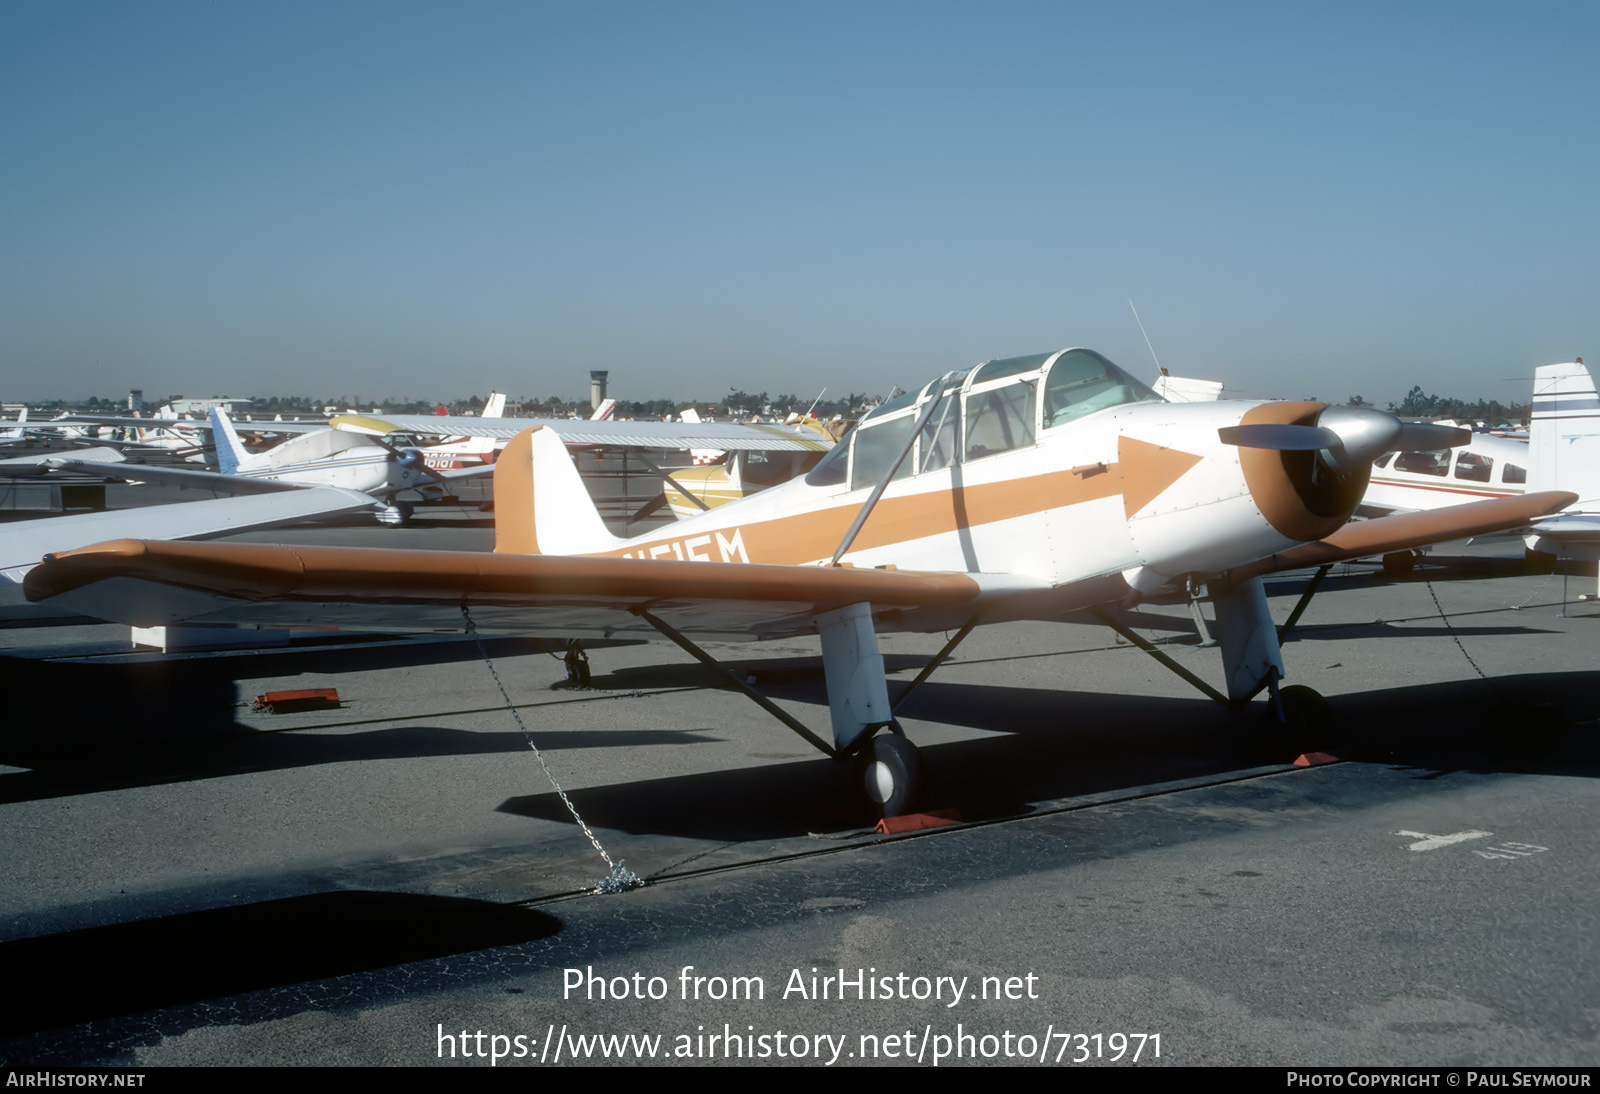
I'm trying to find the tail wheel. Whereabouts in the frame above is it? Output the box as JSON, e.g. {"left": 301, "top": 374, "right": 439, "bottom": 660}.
{"left": 856, "top": 730, "right": 924, "bottom": 818}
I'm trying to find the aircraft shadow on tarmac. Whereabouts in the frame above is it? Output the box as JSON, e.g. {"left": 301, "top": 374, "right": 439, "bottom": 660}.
{"left": 496, "top": 670, "right": 1600, "bottom": 842}
{"left": 0, "top": 636, "right": 669, "bottom": 798}
{"left": 0, "top": 722, "right": 723, "bottom": 805}
{"left": 0, "top": 891, "right": 560, "bottom": 1042}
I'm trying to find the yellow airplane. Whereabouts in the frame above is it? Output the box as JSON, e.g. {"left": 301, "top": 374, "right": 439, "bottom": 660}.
{"left": 24, "top": 348, "right": 1573, "bottom": 815}
{"left": 663, "top": 413, "right": 839, "bottom": 519}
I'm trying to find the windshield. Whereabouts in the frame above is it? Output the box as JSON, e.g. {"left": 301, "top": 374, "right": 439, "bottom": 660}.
{"left": 806, "top": 349, "right": 1153, "bottom": 488}
{"left": 1041, "top": 349, "right": 1160, "bottom": 428}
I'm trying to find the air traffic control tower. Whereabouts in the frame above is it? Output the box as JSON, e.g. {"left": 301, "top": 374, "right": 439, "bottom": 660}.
{"left": 590, "top": 370, "right": 609, "bottom": 414}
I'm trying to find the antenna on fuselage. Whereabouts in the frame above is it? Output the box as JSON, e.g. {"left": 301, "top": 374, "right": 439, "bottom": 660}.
{"left": 1129, "top": 299, "right": 1164, "bottom": 374}
{"left": 803, "top": 387, "right": 827, "bottom": 421}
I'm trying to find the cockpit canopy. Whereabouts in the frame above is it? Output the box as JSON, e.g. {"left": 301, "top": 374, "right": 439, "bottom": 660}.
{"left": 807, "top": 348, "right": 1159, "bottom": 489}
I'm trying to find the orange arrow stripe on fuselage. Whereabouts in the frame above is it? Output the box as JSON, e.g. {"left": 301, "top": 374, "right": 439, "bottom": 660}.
{"left": 605, "top": 437, "right": 1205, "bottom": 565}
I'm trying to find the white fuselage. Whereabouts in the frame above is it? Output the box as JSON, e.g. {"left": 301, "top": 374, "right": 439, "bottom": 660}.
{"left": 232, "top": 428, "right": 423, "bottom": 496}
{"left": 512, "top": 348, "right": 1350, "bottom": 612}
{"left": 1360, "top": 433, "right": 1529, "bottom": 514}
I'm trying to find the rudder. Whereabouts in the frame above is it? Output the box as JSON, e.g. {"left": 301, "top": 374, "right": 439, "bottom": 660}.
{"left": 493, "top": 427, "right": 623, "bottom": 555}
{"left": 1530, "top": 360, "right": 1600, "bottom": 499}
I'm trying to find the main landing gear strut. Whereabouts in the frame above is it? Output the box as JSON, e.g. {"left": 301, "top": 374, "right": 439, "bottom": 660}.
{"left": 1098, "top": 567, "right": 1339, "bottom": 758}
{"left": 633, "top": 604, "right": 979, "bottom": 818}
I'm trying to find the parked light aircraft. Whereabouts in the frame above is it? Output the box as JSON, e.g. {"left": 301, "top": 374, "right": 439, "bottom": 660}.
{"left": 25, "top": 348, "right": 1573, "bottom": 815}
{"left": 331, "top": 392, "right": 630, "bottom": 471}
{"left": 38, "top": 404, "right": 836, "bottom": 528}
{"left": 1363, "top": 433, "right": 1529, "bottom": 513}
{"left": 0, "top": 407, "right": 31, "bottom": 447}
{"left": 1523, "top": 361, "right": 1600, "bottom": 590}
{"left": 327, "top": 392, "right": 508, "bottom": 472}
{"left": 47, "top": 408, "right": 488, "bottom": 526}
{"left": 1357, "top": 361, "right": 1599, "bottom": 591}
{"left": 662, "top": 412, "right": 838, "bottom": 519}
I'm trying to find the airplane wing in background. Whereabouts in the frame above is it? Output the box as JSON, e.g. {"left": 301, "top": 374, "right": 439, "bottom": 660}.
{"left": 1, "top": 487, "right": 376, "bottom": 585}
{"left": 326, "top": 414, "right": 834, "bottom": 452}
{"left": 0, "top": 448, "right": 129, "bottom": 476}
{"left": 28, "top": 458, "right": 302, "bottom": 495}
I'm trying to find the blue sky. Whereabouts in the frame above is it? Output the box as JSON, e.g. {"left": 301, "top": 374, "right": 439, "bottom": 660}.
{"left": 4, "top": 1, "right": 1596, "bottom": 407}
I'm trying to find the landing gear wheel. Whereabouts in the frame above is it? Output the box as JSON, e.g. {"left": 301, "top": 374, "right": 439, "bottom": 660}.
{"left": 376, "top": 502, "right": 414, "bottom": 527}
{"left": 1273, "top": 684, "right": 1337, "bottom": 755}
{"left": 856, "top": 731, "right": 924, "bottom": 818}
{"left": 1382, "top": 551, "right": 1416, "bottom": 575}
{"left": 562, "top": 640, "right": 591, "bottom": 687}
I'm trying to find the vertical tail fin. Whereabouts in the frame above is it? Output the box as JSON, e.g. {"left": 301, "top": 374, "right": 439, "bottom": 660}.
{"left": 493, "top": 427, "right": 624, "bottom": 556}
{"left": 482, "top": 391, "right": 506, "bottom": 418}
{"left": 208, "top": 407, "right": 251, "bottom": 475}
{"left": 1529, "top": 360, "right": 1600, "bottom": 498}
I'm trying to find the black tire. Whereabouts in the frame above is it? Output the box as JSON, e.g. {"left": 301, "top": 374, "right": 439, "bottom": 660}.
{"left": 856, "top": 732, "right": 923, "bottom": 818}
{"left": 1382, "top": 551, "right": 1415, "bottom": 575}
{"left": 1275, "top": 684, "right": 1337, "bottom": 753}
{"left": 564, "top": 644, "right": 591, "bottom": 687}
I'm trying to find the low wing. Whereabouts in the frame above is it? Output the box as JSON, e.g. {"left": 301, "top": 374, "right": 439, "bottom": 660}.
{"left": 0, "top": 448, "right": 128, "bottom": 477}
{"left": 1229, "top": 491, "right": 1578, "bottom": 578}
{"left": 23, "top": 540, "right": 1044, "bottom": 639}
{"left": 1520, "top": 511, "right": 1600, "bottom": 547}
{"left": 37, "top": 458, "right": 303, "bottom": 496}
{"left": 327, "top": 414, "right": 834, "bottom": 452}
{"left": 1, "top": 488, "right": 375, "bottom": 584}
{"left": 21, "top": 491, "right": 1574, "bottom": 637}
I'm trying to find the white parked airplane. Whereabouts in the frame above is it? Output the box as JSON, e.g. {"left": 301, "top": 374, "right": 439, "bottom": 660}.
{"left": 32, "top": 408, "right": 465, "bottom": 526}
{"left": 26, "top": 347, "right": 1572, "bottom": 815}
{"left": 0, "top": 407, "right": 30, "bottom": 447}
{"left": 1523, "top": 360, "right": 1600, "bottom": 594}
{"left": 1358, "top": 360, "right": 1598, "bottom": 589}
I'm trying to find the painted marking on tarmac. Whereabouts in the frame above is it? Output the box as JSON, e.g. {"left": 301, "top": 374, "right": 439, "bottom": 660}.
{"left": 1396, "top": 829, "right": 1493, "bottom": 852}
{"left": 1473, "top": 841, "right": 1550, "bottom": 861}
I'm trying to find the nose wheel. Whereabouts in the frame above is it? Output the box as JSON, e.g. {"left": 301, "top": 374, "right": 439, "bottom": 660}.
{"left": 855, "top": 728, "right": 924, "bottom": 818}
{"left": 376, "top": 502, "right": 414, "bottom": 527}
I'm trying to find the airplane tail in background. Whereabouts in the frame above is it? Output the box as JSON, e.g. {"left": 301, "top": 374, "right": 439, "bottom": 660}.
{"left": 493, "top": 427, "right": 623, "bottom": 556}
{"left": 590, "top": 398, "right": 616, "bottom": 421}
{"left": 456, "top": 392, "right": 506, "bottom": 458}
{"left": 1529, "top": 360, "right": 1600, "bottom": 500}
{"left": 208, "top": 407, "right": 254, "bottom": 475}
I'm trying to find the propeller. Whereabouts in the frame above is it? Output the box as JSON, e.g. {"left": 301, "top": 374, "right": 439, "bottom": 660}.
{"left": 375, "top": 439, "right": 447, "bottom": 485}
{"left": 1219, "top": 404, "right": 1472, "bottom": 542}
{"left": 1219, "top": 407, "right": 1469, "bottom": 472}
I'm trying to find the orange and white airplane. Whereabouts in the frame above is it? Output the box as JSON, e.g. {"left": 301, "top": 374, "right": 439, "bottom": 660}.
{"left": 24, "top": 348, "right": 1573, "bottom": 814}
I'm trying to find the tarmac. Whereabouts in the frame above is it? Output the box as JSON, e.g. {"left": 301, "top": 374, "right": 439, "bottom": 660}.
{"left": 0, "top": 487, "right": 1596, "bottom": 1067}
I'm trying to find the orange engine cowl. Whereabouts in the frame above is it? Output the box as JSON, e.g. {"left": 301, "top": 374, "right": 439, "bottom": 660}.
{"left": 1236, "top": 402, "right": 1372, "bottom": 543}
